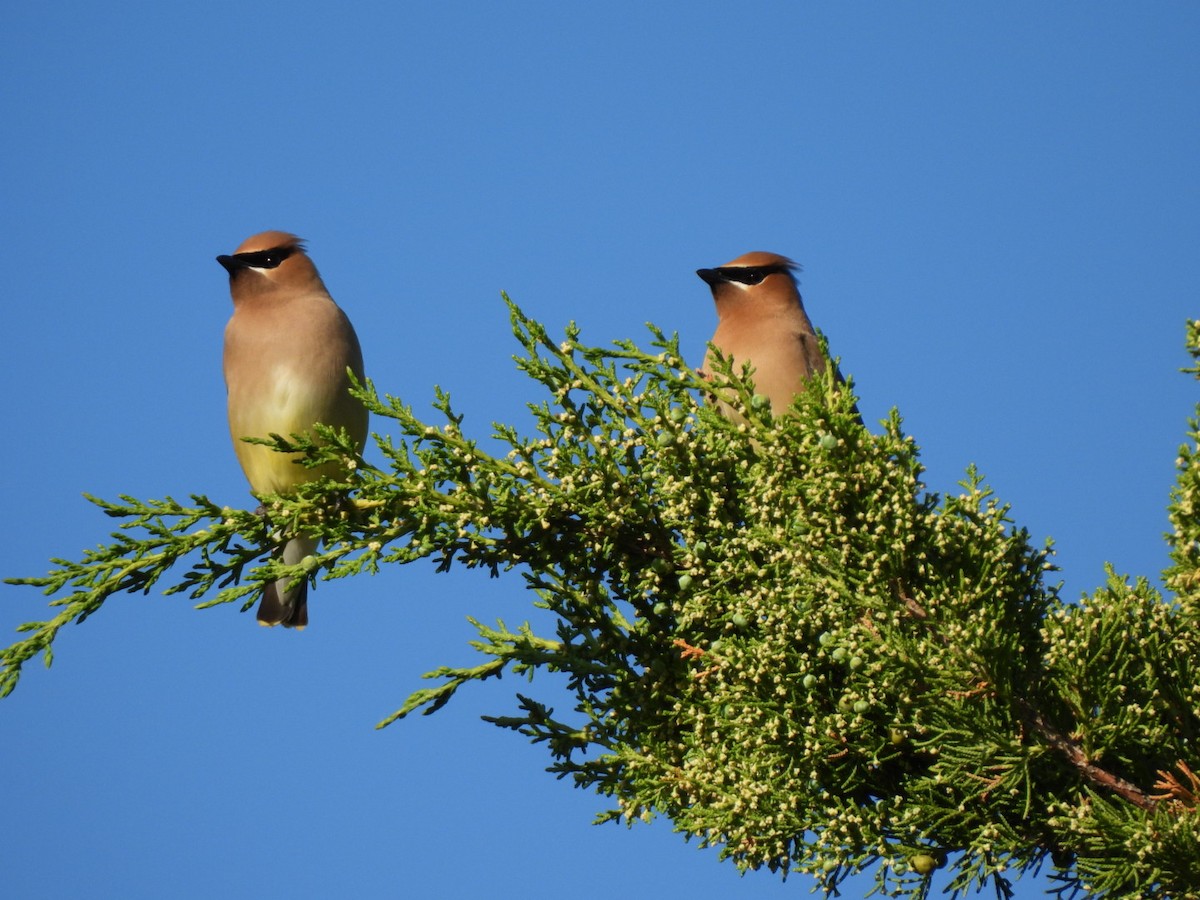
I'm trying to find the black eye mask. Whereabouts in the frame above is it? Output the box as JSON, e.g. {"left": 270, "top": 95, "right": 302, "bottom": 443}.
{"left": 712, "top": 264, "right": 790, "bottom": 286}
{"left": 227, "top": 246, "right": 297, "bottom": 270}
{"left": 697, "top": 263, "right": 793, "bottom": 288}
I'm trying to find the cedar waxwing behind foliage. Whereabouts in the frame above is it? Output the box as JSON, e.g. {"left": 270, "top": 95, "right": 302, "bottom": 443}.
{"left": 218, "top": 231, "right": 367, "bottom": 629}
{"left": 697, "top": 251, "right": 845, "bottom": 420}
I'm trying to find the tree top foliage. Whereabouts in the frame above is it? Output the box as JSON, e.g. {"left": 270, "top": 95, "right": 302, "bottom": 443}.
{"left": 6, "top": 301, "right": 1200, "bottom": 898}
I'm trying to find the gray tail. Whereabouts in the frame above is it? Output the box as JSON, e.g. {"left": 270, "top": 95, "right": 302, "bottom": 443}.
{"left": 256, "top": 536, "right": 316, "bottom": 629}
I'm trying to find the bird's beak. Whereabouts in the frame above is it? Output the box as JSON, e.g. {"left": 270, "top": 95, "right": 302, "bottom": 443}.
{"left": 216, "top": 254, "right": 247, "bottom": 275}
{"left": 696, "top": 267, "right": 724, "bottom": 287}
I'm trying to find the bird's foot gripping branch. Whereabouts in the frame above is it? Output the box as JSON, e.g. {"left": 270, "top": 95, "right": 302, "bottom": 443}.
{"left": 6, "top": 301, "right": 1200, "bottom": 898}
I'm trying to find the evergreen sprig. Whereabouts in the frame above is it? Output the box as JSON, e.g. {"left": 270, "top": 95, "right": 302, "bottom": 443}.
{"left": 6, "top": 299, "right": 1199, "bottom": 898}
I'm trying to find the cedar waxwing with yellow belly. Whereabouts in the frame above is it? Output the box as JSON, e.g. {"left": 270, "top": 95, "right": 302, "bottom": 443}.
{"left": 218, "top": 231, "right": 368, "bottom": 629}
{"left": 697, "top": 251, "right": 831, "bottom": 419}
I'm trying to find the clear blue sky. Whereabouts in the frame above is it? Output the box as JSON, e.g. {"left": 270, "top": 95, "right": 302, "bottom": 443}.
{"left": 2, "top": 3, "right": 1197, "bottom": 898}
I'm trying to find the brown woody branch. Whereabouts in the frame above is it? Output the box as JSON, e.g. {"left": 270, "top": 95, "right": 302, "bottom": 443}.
{"left": 892, "top": 579, "right": 1159, "bottom": 812}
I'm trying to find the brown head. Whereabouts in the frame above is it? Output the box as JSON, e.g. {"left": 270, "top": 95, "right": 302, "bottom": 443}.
{"left": 216, "top": 231, "right": 327, "bottom": 302}
{"left": 696, "top": 251, "right": 803, "bottom": 318}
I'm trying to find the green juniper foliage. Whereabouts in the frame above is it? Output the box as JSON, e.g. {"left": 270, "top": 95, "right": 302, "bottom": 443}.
{"left": 6, "top": 299, "right": 1200, "bottom": 898}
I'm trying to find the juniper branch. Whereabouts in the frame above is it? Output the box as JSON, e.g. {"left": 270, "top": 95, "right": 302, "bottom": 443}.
{"left": 7, "top": 300, "right": 1200, "bottom": 898}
